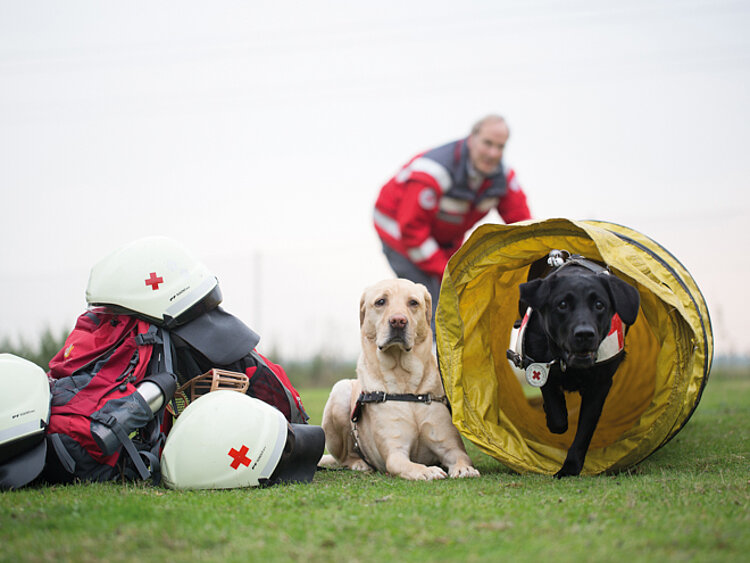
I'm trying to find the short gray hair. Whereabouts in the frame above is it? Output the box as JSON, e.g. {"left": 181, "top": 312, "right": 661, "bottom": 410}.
{"left": 470, "top": 114, "right": 508, "bottom": 136}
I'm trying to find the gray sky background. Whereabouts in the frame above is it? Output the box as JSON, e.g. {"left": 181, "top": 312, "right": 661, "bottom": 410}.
{"left": 1, "top": 0, "right": 748, "bottom": 361}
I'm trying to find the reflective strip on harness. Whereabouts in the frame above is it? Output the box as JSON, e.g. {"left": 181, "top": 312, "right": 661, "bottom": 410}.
{"left": 597, "top": 314, "right": 624, "bottom": 362}
{"left": 513, "top": 307, "right": 533, "bottom": 359}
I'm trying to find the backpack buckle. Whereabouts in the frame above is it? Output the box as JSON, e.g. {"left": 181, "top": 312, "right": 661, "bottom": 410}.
{"left": 135, "top": 332, "right": 162, "bottom": 346}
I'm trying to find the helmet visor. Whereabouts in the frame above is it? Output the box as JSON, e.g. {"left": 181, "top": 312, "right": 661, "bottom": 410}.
{"left": 0, "top": 437, "right": 47, "bottom": 490}
{"left": 173, "top": 307, "right": 260, "bottom": 365}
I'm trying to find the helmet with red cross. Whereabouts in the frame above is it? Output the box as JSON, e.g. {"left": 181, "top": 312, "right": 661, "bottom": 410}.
{"left": 160, "top": 390, "right": 324, "bottom": 489}
{"left": 85, "top": 236, "right": 220, "bottom": 327}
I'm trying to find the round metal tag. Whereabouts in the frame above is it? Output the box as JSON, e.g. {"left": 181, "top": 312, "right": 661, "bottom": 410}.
{"left": 525, "top": 363, "right": 549, "bottom": 387}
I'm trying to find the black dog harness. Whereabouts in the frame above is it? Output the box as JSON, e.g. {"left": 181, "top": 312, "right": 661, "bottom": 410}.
{"left": 506, "top": 250, "right": 625, "bottom": 387}
{"left": 350, "top": 391, "right": 449, "bottom": 469}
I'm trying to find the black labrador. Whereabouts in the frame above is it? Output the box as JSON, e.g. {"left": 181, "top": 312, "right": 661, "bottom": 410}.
{"left": 517, "top": 258, "right": 640, "bottom": 477}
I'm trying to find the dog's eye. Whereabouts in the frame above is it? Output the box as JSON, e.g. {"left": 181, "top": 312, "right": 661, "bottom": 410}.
{"left": 408, "top": 299, "right": 419, "bottom": 307}
{"left": 594, "top": 300, "right": 605, "bottom": 311}
{"left": 557, "top": 300, "right": 568, "bottom": 311}
{"left": 375, "top": 298, "right": 386, "bottom": 307}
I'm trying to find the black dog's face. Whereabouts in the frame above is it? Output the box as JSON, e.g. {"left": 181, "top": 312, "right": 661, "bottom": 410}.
{"left": 539, "top": 274, "right": 614, "bottom": 369}
{"left": 520, "top": 270, "right": 640, "bottom": 370}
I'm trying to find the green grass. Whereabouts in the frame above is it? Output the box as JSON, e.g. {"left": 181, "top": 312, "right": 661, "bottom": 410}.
{"left": 2, "top": 370, "right": 748, "bottom": 562}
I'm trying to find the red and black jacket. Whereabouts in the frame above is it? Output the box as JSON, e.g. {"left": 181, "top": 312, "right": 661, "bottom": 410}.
{"left": 374, "top": 138, "right": 531, "bottom": 276}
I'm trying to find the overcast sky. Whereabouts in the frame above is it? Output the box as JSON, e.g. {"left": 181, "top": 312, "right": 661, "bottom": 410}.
{"left": 1, "top": 0, "right": 748, "bottom": 361}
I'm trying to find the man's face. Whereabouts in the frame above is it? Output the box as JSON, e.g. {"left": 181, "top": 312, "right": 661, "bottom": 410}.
{"left": 467, "top": 120, "right": 509, "bottom": 175}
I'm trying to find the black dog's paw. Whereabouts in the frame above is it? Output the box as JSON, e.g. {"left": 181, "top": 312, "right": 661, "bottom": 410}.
{"left": 554, "top": 460, "right": 583, "bottom": 478}
{"left": 546, "top": 419, "right": 568, "bottom": 434}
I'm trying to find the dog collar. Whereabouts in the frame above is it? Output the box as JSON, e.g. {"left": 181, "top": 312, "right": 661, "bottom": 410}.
{"left": 507, "top": 308, "right": 625, "bottom": 386}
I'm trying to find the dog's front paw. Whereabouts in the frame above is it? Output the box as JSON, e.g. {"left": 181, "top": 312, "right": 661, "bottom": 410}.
{"left": 349, "top": 459, "right": 374, "bottom": 472}
{"left": 554, "top": 460, "right": 583, "bottom": 478}
{"left": 402, "top": 464, "right": 447, "bottom": 481}
{"left": 449, "top": 465, "right": 480, "bottom": 478}
{"left": 317, "top": 454, "right": 339, "bottom": 468}
{"left": 547, "top": 420, "right": 568, "bottom": 434}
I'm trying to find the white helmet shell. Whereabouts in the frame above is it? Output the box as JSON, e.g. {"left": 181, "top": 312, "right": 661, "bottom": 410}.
{"left": 86, "top": 236, "right": 218, "bottom": 325}
{"left": 161, "top": 391, "right": 289, "bottom": 490}
{"left": 0, "top": 354, "right": 51, "bottom": 490}
{"left": 0, "top": 354, "right": 50, "bottom": 447}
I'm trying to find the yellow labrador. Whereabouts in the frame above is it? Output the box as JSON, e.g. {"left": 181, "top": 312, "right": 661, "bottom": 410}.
{"left": 319, "top": 279, "right": 479, "bottom": 480}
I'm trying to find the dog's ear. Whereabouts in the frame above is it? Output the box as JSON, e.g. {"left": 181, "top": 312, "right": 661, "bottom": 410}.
{"left": 359, "top": 291, "right": 367, "bottom": 327}
{"left": 420, "top": 283, "right": 433, "bottom": 327}
{"left": 602, "top": 275, "right": 640, "bottom": 325}
{"left": 519, "top": 278, "right": 548, "bottom": 311}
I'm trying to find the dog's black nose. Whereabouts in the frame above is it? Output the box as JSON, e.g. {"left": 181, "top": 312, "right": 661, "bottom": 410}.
{"left": 389, "top": 315, "right": 408, "bottom": 329}
{"left": 573, "top": 326, "right": 596, "bottom": 347}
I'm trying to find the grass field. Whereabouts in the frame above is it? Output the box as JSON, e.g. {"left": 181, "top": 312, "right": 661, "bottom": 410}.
{"left": 1, "top": 370, "right": 748, "bottom": 562}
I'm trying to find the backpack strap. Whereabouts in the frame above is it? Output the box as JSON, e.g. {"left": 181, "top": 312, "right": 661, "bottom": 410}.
{"left": 109, "top": 422, "right": 152, "bottom": 481}
{"left": 92, "top": 324, "right": 176, "bottom": 484}
{"left": 48, "top": 433, "right": 77, "bottom": 474}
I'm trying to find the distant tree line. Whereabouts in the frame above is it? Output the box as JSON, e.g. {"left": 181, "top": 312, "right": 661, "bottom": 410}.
{"left": 0, "top": 327, "right": 69, "bottom": 370}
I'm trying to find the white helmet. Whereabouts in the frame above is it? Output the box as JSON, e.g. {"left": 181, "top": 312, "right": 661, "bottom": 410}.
{"left": 86, "top": 236, "right": 259, "bottom": 365}
{"left": 86, "top": 236, "right": 219, "bottom": 326}
{"left": 161, "top": 391, "right": 324, "bottom": 489}
{"left": 0, "top": 354, "right": 51, "bottom": 490}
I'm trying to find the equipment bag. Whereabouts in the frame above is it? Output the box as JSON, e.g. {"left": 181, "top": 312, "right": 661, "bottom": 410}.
{"left": 44, "top": 308, "right": 310, "bottom": 484}
{"left": 45, "top": 309, "right": 176, "bottom": 484}
{"left": 169, "top": 333, "right": 309, "bottom": 424}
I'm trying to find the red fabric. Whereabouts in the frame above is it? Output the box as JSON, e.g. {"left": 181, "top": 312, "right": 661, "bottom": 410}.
{"left": 375, "top": 158, "right": 530, "bottom": 277}
{"left": 256, "top": 353, "right": 306, "bottom": 415}
{"left": 47, "top": 310, "right": 155, "bottom": 463}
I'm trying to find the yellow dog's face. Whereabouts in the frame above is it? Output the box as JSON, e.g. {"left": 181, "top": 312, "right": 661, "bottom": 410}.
{"left": 359, "top": 279, "right": 433, "bottom": 352}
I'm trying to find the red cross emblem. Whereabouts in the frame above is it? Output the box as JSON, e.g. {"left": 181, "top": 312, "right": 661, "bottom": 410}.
{"left": 145, "top": 272, "right": 164, "bottom": 291}
{"left": 532, "top": 370, "right": 541, "bottom": 380}
{"left": 228, "top": 445, "right": 252, "bottom": 470}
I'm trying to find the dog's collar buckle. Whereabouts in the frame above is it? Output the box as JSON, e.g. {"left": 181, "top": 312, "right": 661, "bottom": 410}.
{"left": 506, "top": 349, "right": 524, "bottom": 369}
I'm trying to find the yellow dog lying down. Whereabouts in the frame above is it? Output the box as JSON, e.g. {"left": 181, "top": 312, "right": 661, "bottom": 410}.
{"left": 319, "top": 279, "right": 479, "bottom": 480}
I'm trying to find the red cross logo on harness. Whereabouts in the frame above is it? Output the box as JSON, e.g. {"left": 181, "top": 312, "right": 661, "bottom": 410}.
{"left": 228, "top": 445, "right": 252, "bottom": 470}
{"left": 532, "top": 370, "right": 541, "bottom": 381}
{"left": 145, "top": 272, "right": 164, "bottom": 291}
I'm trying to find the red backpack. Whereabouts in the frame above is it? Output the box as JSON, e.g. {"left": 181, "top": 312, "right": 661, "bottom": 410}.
{"left": 45, "top": 308, "right": 309, "bottom": 484}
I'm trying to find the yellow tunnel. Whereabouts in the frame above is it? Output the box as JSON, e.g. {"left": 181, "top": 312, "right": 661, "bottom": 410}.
{"left": 435, "top": 218, "right": 713, "bottom": 475}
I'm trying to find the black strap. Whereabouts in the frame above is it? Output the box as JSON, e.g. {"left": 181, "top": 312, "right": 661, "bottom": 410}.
{"left": 160, "top": 328, "right": 173, "bottom": 375}
{"left": 48, "top": 433, "right": 77, "bottom": 474}
{"left": 111, "top": 424, "right": 151, "bottom": 481}
{"left": 351, "top": 391, "right": 448, "bottom": 422}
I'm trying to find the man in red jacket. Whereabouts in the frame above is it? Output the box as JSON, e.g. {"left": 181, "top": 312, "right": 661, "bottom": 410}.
{"left": 374, "top": 114, "right": 532, "bottom": 318}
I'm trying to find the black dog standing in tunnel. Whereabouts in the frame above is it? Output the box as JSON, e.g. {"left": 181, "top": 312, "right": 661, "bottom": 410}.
{"left": 513, "top": 253, "right": 640, "bottom": 477}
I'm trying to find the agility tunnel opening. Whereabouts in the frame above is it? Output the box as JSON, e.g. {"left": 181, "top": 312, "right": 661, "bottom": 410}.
{"left": 435, "top": 218, "right": 713, "bottom": 475}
